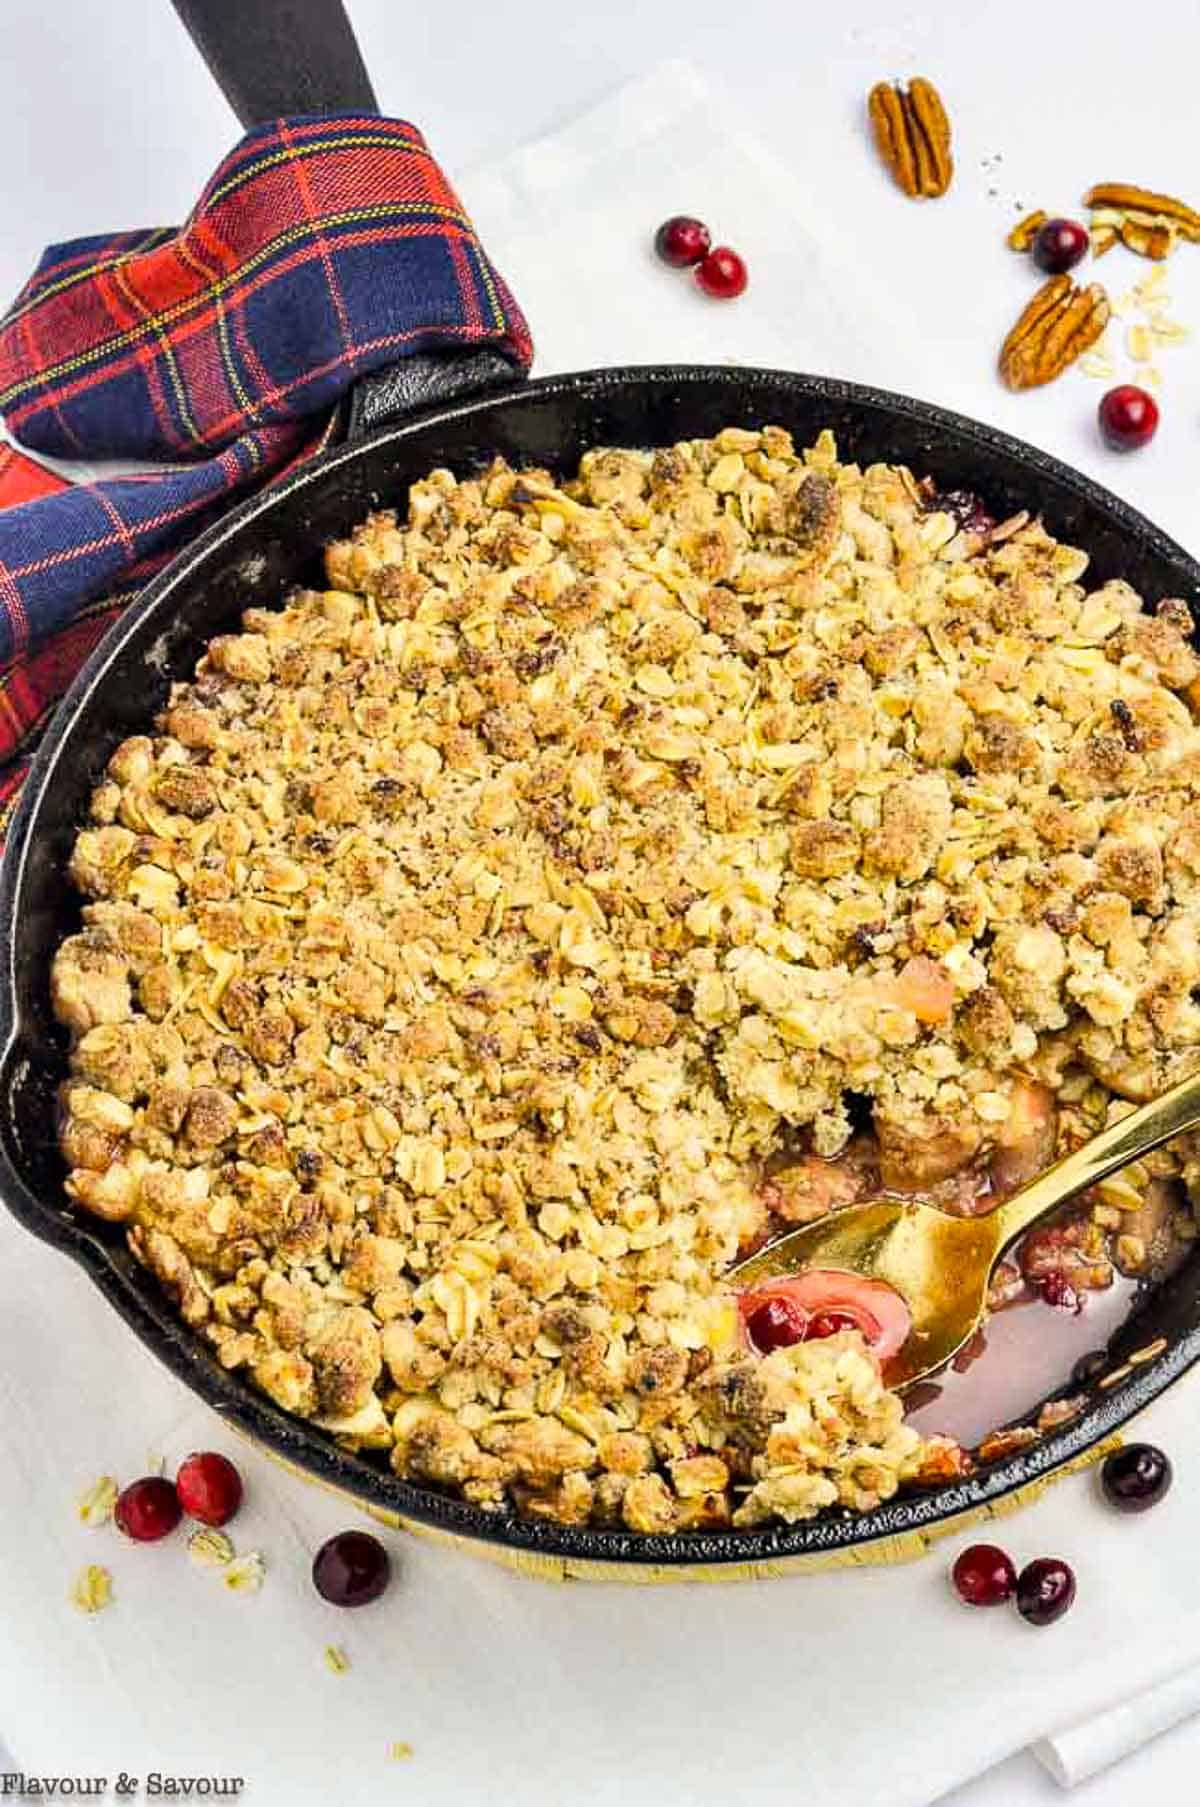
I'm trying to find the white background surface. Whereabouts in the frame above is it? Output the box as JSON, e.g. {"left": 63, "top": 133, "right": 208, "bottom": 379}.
{"left": 0, "top": 1, "right": 1198, "bottom": 1803}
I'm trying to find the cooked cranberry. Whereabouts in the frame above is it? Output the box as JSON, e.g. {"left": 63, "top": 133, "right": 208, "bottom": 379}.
{"left": 743, "top": 1270, "right": 911, "bottom": 1362}
{"left": 1099, "top": 385, "right": 1159, "bottom": 451}
{"left": 695, "top": 246, "right": 748, "bottom": 300}
{"left": 1031, "top": 217, "right": 1089, "bottom": 275}
{"left": 1101, "top": 1443, "right": 1173, "bottom": 1513}
{"left": 114, "top": 1476, "right": 182, "bottom": 1542}
{"left": 312, "top": 1530, "right": 391, "bottom": 1607}
{"left": 951, "top": 1542, "right": 1018, "bottom": 1607}
{"left": 806, "top": 1309, "right": 859, "bottom": 1339}
{"left": 1016, "top": 1557, "right": 1076, "bottom": 1626}
{"left": 1037, "top": 1271, "right": 1083, "bottom": 1313}
{"left": 654, "top": 215, "right": 711, "bottom": 267}
{"left": 931, "top": 488, "right": 996, "bottom": 537}
{"left": 746, "top": 1295, "right": 808, "bottom": 1352}
{"left": 176, "top": 1452, "right": 243, "bottom": 1526}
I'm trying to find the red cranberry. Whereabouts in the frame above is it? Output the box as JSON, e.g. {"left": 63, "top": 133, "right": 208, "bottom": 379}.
{"left": 114, "top": 1476, "right": 182, "bottom": 1543}
{"left": 951, "top": 1542, "right": 1018, "bottom": 1607}
{"left": 695, "top": 247, "right": 748, "bottom": 300}
{"left": 654, "top": 215, "right": 711, "bottom": 268}
{"left": 931, "top": 488, "right": 996, "bottom": 538}
{"left": 176, "top": 1452, "right": 243, "bottom": 1526}
{"left": 1101, "top": 1443, "right": 1173, "bottom": 1513}
{"left": 312, "top": 1530, "right": 391, "bottom": 1608}
{"left": 1099, "top": 385, "right": 1159, "bottom": 451}
{"left": 1031, "top": 217, "right": 1090, "bottom": 275}
{"left": 1016, "top": 1557, "right": 1076, "bottom": 1626}
{"left": 746, "top": 1295, "right": 808, "bottom": 1353}
{"left": 806, "top": 1309, "right": 859, "bottom": 1339}
{"left": 1037, "top": 1271, "right": 1083, "bottom": 1313}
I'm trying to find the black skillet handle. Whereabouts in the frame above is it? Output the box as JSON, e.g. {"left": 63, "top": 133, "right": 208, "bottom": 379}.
{"left": 168, "top": 0, "right": 526, "bottom": 438}
{"left": 170, "top": 0, "right": 379, "bottom": 128}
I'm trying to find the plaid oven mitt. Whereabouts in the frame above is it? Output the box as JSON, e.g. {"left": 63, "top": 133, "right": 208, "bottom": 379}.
{"left": 0, "top": 114, "right": 531, "bottom": 833}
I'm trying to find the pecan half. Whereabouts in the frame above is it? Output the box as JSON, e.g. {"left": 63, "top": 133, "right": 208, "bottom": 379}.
{"left": 998, "top": 275, "right": 1111, "bottom": 390}
{"left": 1085, "top": 182, "right": 1200, "bottom": 243}
{"left": 1006, "top": 209, "right": 1047, "bottom": 252}
{"left": 868, "top": 77, "right": 953, "bottom": 198}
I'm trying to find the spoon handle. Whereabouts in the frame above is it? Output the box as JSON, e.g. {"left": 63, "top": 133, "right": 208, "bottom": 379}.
{"left": 990, "top": 1066, "right": 1200, "bottom": 1252}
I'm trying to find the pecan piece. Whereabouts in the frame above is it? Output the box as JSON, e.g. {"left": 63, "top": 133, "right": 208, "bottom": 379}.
{"left": 1090, "top": 224, "right": 1119, "bottom": 258}
{"left": 1006, "top": 208, "right": 1047, "bottom": 252}
{"left": 868, "top": 77, "right": 953, "bottom": 199}
{"left": 998, "top": 275, "right": 1110, "bottom": 390}
{"left": 1084, "top": 182, "right": 1200, "bottom": 244}
{"left": 1117, "top": 216, "right": 1175, "bottom": 260}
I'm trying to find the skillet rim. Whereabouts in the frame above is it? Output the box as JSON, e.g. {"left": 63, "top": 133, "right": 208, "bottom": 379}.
{"left": 3, "top": 361, "right": 1200, "bottom": 1570}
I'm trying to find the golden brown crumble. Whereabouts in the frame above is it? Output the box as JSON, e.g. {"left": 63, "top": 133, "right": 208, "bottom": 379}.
{"left": 52, "top": 426, "right": 1200, "bottom": 1531}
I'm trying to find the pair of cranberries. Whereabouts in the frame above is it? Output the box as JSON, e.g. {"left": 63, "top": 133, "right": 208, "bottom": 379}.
{"left": 745, "top": 1296, "right": 857, "bottom": 1352}
{"left": 114, "top": 1451, "right": 243, "bottom": 1542}
{"left": 654, "top": 215, "right": 748, "bottom": 299}
{"left": 1022, "top": 215, "right": 1160, "bottom": 453}
{"left": 952, "top": 1544, "right": 1076, "bottom": 1626}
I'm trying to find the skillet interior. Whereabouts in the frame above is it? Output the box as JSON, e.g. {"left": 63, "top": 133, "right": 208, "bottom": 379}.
{"left": 4, "top": 364, "right": 1200, "bottom": 1574}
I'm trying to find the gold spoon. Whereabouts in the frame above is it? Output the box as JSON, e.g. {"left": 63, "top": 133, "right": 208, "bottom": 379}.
{"left": 730, "top": 1066, "right": 1200, "bottom": 1391}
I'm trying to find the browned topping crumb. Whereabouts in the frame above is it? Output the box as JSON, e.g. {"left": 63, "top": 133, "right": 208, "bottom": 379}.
{"left": 52, "top": 426, "right": 1200, "bottom": 1532}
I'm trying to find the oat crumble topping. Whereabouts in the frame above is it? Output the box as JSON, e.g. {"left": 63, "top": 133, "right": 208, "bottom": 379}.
{"left": 52, "top": 426, "right": 1200, "bottom": 1532}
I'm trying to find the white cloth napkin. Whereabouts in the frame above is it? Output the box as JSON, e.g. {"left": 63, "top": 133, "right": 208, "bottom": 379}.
{"left": 1034, "top": 1667, "right": 1200, "bottom": 1789}
{"left": 2, "top": 59, "right": 1199, "bottom": 1807}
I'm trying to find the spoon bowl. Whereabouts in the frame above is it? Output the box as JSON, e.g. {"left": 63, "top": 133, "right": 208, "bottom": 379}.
{"left": 730, "top": 1065, "right": 1200, "bottom": 1392}
{"left": 734, "top": 1197, "right": 1004, "bottom": 1389}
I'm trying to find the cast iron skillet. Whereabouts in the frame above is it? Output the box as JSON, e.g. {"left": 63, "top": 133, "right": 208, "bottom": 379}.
{"left": 4, "top": 363, "right": 1200, "bottom": 1572}
{"left": 4, "top": 2, "right": 1200, "bottom": 1572}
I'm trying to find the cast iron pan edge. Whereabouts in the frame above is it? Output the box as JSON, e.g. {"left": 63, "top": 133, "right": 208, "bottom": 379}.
{"left": 3, "top": 364, "right": 1200, "bottom": 1570}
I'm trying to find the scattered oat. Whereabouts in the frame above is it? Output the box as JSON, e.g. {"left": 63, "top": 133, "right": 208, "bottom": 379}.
{"left": 222, "top": 1552, "right": 266, "bottom": 1594}
{"left": 388, "top": 1743, "right": 414, "bottom": 1762}
{"left": 1125, "top": 324, "right": 1153, "bottom": 362}
{"left": 1135, "top": 263, "right": 1171, "bottom": 301}
{"left": 1079, "top": 354, "right": 1115, "bottom": 379}
{"left": 187, "top": 1527, "right": 235, "bottom": 1568}
{"left": 144, "top": 1452, "right": 167, "bottom": 1478}
{"left": 324, "top": 1644, "right": 351, "bottom": 1675}
{"left": 70, "top": 1564, "right": 114, "bottom": 1614}
{"left": 1138, "top": 364, "right": 1163, "bottom": 389}
{"left": 75, "top": 1475, "right": 119, "bottom": 1527}
{"left": 1151, "top": 319, "right": 1190, "bottom": 345}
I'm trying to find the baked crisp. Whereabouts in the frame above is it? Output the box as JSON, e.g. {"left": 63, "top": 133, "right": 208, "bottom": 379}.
{"left": 51, "top": 427, "right": 1200, "bottom": 1531}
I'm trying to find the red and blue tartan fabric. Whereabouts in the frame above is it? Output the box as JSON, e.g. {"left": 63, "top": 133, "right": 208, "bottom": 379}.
{"left": 0, "top": 112, "right": 531, "bottom": 828}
